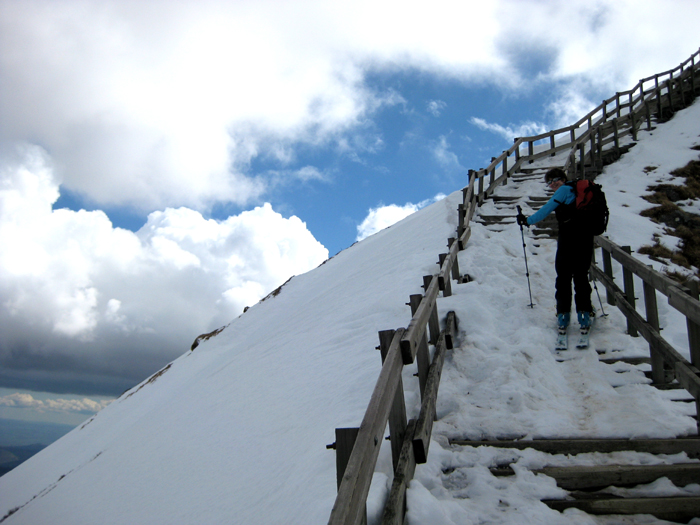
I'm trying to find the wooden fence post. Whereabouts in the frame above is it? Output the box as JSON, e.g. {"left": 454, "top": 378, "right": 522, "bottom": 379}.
{"left": 437, "top": 253, "right": 452, "bottom": 297}
{"left": 334, "top": 428, "right": 361, "bottom": 490}
{"left": 622, "top": 246, "right": 638, "bottom": 336}
{"left": 379, "top": 419, "right": 416, "bottom": 525}
{"left": 423, "top": 276, "right": 440, "bottom": 345}
{"left": 409, "top": 294, "right": 431, "bottom": 399}
{"left": 550, "top": 134, "right": 556, "bottom": 156}
{"left": 643, "top": 280, "right": 667, "bottom": 384}
{"left": 378, "top": 330, "right": 408, "bottom": 472}
{"left": 600, "top": 246, "right": 614, "bottom": 305}
{"left": 333, "top": 427, "right": 367, "bottom": 525}
{"left": 478, "top": 171, "right": 485, "bottom": 206}
{"left": 685, "top": 280, "right": 700, "bottom": 368}
{"left": 448, "top": 238, "right": 461, "bottom": 282}
{"left": 686, "top": 280, "right": 700, "bottom": 433}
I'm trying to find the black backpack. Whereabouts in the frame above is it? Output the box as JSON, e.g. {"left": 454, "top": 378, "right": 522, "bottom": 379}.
{"left": 567, "top": 180, "right": 609, "bottom": 235}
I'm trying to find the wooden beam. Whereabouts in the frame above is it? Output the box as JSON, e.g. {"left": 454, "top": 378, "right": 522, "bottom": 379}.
{"left": 544, "top": 496, "right": 700, "bottom": 523}
{"left": 494, "top": 463, "right": 700, "bottom": 490}
{"left": 378, "top": 330, "right": 407, "bottom": 472}
{"left": 413, "top": 312, "right": 456, "bottom": 464}
{"left": 380, "top": 420, "right": 417, "bottom": 525}
{"left": 400, "top": 277, "right": 439, "bottom": 365}
{"left": 447, "top": 438, "right": 700, "bottom": 459}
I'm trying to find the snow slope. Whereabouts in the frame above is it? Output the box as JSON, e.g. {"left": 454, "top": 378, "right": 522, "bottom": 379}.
{"left": 1, "top": 101, "right": 700, "bottom": 525}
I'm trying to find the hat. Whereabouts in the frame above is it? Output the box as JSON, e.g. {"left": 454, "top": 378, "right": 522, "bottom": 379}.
{"left": 544, "top": 167, "right": 567, "bottom": 183}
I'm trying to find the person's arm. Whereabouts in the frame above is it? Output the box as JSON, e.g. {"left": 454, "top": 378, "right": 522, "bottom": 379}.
{"left": 526, "top": 185, "right": 573, "bottom": 225}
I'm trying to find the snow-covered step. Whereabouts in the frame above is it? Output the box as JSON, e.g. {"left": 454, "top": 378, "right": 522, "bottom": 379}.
{"left": 446, "top": 438, "right": 700, "bottom": 522}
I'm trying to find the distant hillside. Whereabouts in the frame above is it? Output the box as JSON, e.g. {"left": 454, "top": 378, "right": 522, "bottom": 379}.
{"left": 0, "top": 444, "right": 45, "bottom": 477}
{"left": 0, "top": 418, "right": 75, "bottom": 448}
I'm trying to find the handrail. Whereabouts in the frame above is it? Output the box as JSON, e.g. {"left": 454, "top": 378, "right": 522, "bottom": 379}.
{"left": 591, "top": 236, "right": 700, "bottom": 408}
{"left": 328, "top": 47, "right": 700, "bottom": 525}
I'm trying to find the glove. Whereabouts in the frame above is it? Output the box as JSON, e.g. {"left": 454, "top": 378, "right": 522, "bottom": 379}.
{"left": 516, "top": 213, "right": 529, "bottom": 227}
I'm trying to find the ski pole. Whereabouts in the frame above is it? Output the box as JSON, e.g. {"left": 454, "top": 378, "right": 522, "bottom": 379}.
{"left": 516, "top": 205, "right": 535, "bottom": 308}
{"left": 592, "top": 277, "right": 608, "bottom": 317}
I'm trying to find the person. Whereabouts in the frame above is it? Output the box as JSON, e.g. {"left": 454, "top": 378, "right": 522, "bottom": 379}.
{"left": 516, "top": 167, "right": 594, "bottom": 334}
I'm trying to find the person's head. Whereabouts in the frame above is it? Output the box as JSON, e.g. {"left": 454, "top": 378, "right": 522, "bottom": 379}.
{"left": 544, "top": 168, "right": 567, "bottom": 190}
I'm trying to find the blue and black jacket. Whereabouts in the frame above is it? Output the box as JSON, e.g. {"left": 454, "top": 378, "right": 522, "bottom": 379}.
{"left": 526, "top": 184, "right": 576, "bottom": 226}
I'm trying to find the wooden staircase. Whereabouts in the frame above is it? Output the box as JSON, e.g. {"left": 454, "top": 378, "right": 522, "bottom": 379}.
{"left": 447, "top": 438, "right": 700, "bottom": 522}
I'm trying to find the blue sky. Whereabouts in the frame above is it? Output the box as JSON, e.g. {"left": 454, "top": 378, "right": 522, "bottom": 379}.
{"left": 1, "top": 0, "right": 699, "bottom": 429}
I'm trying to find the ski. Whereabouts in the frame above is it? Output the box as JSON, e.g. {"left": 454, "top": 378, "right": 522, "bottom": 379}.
{"left": 555, "top": 327, "right": 568, "bottom": 350}
{"left": 576, "top": 312, "right": 595, "bottom": 349}
{"left": 576, "top": 328, "right": 590, "bottom": 349}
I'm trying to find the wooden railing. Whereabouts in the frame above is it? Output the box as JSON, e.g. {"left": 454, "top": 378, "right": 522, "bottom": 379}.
{"left": 591, "top": 236, "right": 700, "bottom": 429}
{"left": 327, "top": 47, "right": 700, "bottom": 525}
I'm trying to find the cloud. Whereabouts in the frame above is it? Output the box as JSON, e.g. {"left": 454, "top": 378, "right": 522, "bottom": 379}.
{"left": 470, "top": 117, "right": 548, "bottom": 142}
{"left": 356, "top": 195, "right": 445, "bottom": 241}
{"left": 0, "top": 144, "right": 328, "bottom": 395}
{"left": 2, "top": 0, "right": 699, "bottom": 212}
{"left": 432, "top": 135, "right": 465, "bottom": 171}
{"left": 427, "top": 100, "right": 447, "bottom": 117}
{"left": 0, "top": 393, "right": 111, "bottom": 415}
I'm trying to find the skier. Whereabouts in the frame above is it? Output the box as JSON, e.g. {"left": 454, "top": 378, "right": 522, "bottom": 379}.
{"left": 516, "top": 167, "right": 594, "bottom": 347}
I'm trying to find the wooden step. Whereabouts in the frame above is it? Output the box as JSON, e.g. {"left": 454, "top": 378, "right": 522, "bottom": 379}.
{"left": 543, "top": 496, "right": 700, "bottom": 523}
{"left": 448, "top": 438, "right": 700, "bottom": 458}
{"left": 491, "top": 463, "right": 700, "bottom": 490}
{"left": 599, "top": 356, "right": 651, "bottom": 366}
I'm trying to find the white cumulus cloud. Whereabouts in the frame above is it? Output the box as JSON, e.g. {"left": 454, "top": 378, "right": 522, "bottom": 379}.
{"left": 0, "top": 393, "right": 111, "bottom": 414}
{"left": 0, "top": 144, "right": 328, "bottom": 394}
{"left": 470, "top": 117, "right": 548, "bottom": 142}
{"left": 356, "top": 195, "right": 445, "bottom": 241}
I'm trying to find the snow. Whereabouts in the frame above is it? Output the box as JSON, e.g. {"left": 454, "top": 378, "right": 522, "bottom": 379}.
{"left": 1, "top": 102, "right": 700, "bottom": 524}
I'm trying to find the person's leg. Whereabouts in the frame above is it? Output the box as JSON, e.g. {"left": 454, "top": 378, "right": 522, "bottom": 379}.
{"left": 555, "top": 240, "right": 574, "bottom": 319}
{"left": 573, "top": 235, "right": 594, "bottom": 325}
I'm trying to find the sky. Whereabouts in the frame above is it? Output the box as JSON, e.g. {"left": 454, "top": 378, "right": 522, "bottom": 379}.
{"left": 1, "top": 0, "right": 700, "bottom": 429}
{"left": 1, "top": 101, "right": 699, "bottom": 522}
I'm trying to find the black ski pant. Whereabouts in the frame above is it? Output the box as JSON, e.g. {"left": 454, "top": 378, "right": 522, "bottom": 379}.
{"left": 555, "top": 231, "right": 594, "bottom": 315}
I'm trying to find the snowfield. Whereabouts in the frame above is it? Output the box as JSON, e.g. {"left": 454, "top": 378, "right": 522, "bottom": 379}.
{"left": 2, "top": 102, "right": 700, "bottom": 524}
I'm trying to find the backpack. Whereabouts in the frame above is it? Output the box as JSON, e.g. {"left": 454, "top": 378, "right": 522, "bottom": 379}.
{"left": 566, "top": 180, "right": 609, "bottom": 235}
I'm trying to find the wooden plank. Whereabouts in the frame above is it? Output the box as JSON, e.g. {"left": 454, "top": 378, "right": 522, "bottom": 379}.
{"left": 329, "top": 329, "right": 406, "bottom": 525}
{"left": 621, "top": 246, "right": 638, "bottom": 337}
{"left": 380, "top": 420, "right": 417, "bottom": 525}
{"left": 334, "top": 428, "right": 360, "bottom": 490}
{"left": 669, "top": 285, "right": 700, "bottom": 326}
{"left": 413, "top": 312, "right": 456, "bottom": 464}
{"left": 458, "top": 225, "right": 471, "bottom": 251}
{"left": 447, "top": 438, "right": 700, "bottom": 458}
{"left": 409, "top": 295, "right": 430, "bottom": 398}
{"left": 544, "top": 496, "right": 700, "bottom": 523}
{"left": 643, "top": 280, "right": 666, "bottom": 384}
{"left": 599, "top": 357, "right": 650, "bottom": 366}
{"left": 400, "top": 277, "right": 439, "bottom": 365}
{"left": 437, "top": 244, "right": 457, "bottom": 297}
{"left": 423, "top": 276, "right": 440, "bottom": 345}
{"left": 378, "top": 330, "right": 407, "bottom": 472}
{"left": 495, "top": 464, "right": 700, "bottom": 490}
